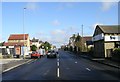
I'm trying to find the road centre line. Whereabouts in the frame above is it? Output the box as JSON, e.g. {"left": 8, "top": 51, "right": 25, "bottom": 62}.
{"left": 57, "top": 56, "right": 60, "bottom": 78}
{"left": 57, "top": 58, "right": 59, "bottom": 62}
{"left": 57, "top": 68, "right": 60, "bottom": 77}
{"left": 57, "top": 61, "right": 59, "bottom": 67}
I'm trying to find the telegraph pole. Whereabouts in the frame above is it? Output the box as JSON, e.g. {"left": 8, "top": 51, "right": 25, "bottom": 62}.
{"left": 81, "top": 24, "right": 83, "bottom": 52}
{"left": 23, "top": 7, "right": 26, "bottom": 59}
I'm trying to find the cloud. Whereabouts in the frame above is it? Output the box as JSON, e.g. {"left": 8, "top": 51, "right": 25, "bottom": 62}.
{"left": 33, "top": 26, "right": 82, "bottom": 47}
{"left": 101, "top": 1, "right": 117, "bottom": 11}
{"left": 26, "top": 2, "right": 38, "bottom": 11}
{"left": 51, "top": 29, "right": 65, "bottom": 35}
{"left": 57, "top": 3, "right": 74, "bottom": 11}
{"left": 52, "top": 20, "right": 61, "bottom": 26}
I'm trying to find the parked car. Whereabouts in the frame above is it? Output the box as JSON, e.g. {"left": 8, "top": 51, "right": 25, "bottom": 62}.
{"left": 31, "top": 51, "right": 41, "bottom": 58}
{"left": 46, "top": 50, "right": 57, "bottom": 58}
{"left": 24, "top": 51, "right": 32, "bottom": 59}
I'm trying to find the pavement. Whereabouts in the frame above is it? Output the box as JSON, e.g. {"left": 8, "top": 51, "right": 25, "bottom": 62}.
{"left": 67, "top": 51, "right": 120, "bottom": 69}
{"left": 0, "top": 58, "right": 33, "bottom": 73}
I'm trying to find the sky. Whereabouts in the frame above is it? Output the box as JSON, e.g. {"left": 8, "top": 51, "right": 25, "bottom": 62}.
{"left": 1, "top": 0, "right": 119, "bottom": 47}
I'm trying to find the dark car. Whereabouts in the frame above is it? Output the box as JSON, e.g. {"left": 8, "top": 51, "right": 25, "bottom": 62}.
{"left": 47, "top": 50, "right": 57, "bottom": 58}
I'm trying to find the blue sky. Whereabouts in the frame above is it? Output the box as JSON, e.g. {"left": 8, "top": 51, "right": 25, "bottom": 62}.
{"left": 1, "top": 1, "right": 118, "bottom": 47}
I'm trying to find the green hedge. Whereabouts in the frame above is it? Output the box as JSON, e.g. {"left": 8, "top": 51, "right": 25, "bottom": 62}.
{"left": 112, "top": 48, "right": 120, "bottom": 57}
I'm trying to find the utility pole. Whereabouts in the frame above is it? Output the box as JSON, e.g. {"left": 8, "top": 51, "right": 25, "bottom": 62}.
{"left": 81, "top": 24, "right": 83, "bottom": 52}
{"left": 23, "top": 7, "right": 26, "bottom": 59}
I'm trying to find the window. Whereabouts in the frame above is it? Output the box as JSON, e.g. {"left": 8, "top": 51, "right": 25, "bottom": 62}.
{"left": 114, "top": 42, "right": 120, "bottom": 48}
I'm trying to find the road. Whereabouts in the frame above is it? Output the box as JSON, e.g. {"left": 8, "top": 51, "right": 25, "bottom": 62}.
{"left": 2, "top": 50, "right": 120, "bottom": 81}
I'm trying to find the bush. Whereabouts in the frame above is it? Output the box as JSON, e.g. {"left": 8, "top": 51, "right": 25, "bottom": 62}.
{"left": 113, "top": 48, "right": 120, "bottom": 57}
{"left": 31, "top": 45, "right": 37, "bottom": 51}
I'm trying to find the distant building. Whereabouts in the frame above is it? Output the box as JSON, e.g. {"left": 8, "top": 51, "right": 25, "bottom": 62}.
{"left": 2, "top": 34, "right": 30, "bottom": 58}
{"left": 30, "top": 37, "right": 43, "bottom": 49}
{"left": 92, "top": 25, "right": 120, "bottom": 58}
{"left": 69, "top": 33, "right": 93, "bottom": 52}
{"left": 4, "top": 34, "right": 30, "bottom": 48}
{"left": 82, "top": 36, "right": 93, "bottom": 52}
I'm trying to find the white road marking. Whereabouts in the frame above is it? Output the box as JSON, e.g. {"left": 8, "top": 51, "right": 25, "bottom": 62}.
{"left": 75, "top": 61, "right": 77, "bottom": 64}
{"left": 57, "top": 68, "right": 60, "bottom": 77}
{"left": 86, "top": 68, "right": 91, "bottom": 71}
{"left": 57, "top": 56, "right": 60, "bottom": 78}
{"left": 57, "top": 59, "right": 59, "bottom": 62}
{"left": 3, "top": 59, "right": 33, "bottom": 73}
{"left": 57, "top": 62, "right": 59, "bottom": 67}
{"left": 43, "top": 70, "right": 49, "bottom": 76}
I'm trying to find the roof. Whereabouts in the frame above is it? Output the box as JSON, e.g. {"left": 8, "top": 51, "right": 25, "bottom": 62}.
{"left": 82, "top": 36, "right": 92, "bottom": 43}
{"left": 31, "top": 37, "right": 39, "bottom": 42}
{"left": 97, "top": 25, "right": 119, "bottom": 34}
{"left": 8, "top": 34, "right": 29, "bottom": 40}
{"left": 4, "top": 42, "right": 24, "bottom": 46}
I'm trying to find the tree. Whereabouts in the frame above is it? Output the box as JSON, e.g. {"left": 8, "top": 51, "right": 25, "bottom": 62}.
{"left": 39, "top": 41, "right": 51, "bottom": 51}
{"left": 44, "top": 41, "right": 51, "bottom": 51}
{"left": 31, "top": 45, "right": 37, "bottom": 51}
{"left": 0, "top": 42, "right": 5, "bottom": 46}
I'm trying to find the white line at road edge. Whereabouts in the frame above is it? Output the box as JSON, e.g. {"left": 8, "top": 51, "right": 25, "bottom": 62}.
{"left": 57, "top": 68, "right": 60, "bottom": 77}
{"left": 3, "top": 59, "right": 33, "bottom": 73}
{"left": 86, "top": 68, "right": 91, "bottom": 71}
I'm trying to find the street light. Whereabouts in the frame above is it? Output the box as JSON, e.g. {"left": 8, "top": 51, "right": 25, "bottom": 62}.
{"left": 81, "top": 24, "right": 83, "bottom": 52}
{"left": 23, "top": 7, "right": 26, "bottom": 59}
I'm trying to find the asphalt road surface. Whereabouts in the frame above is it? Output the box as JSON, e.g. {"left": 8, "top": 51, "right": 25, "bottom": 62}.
{"left": 2, "top": 50, "right": 120, "bottom": 81}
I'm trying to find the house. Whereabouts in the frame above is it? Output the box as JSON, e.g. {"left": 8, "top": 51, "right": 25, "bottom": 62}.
{"left": 68, "top": 33, "right": 93, "bottom": 52}
{"left": 92, "top": 25, "right": 120, "bottom": 58}
{"left": 81, "top": 36, "right": 93, "bottom": 52}
{"left": 30, "top": 37, "right": 43, "bottom": 49}
{"left": 4, "top": 34, "right": 30, "bottom": 47}
{"left": 3, "top": 34, "right": 30, "bottom": 58}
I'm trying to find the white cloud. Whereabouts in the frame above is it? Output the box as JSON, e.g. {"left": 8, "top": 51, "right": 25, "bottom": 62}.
{"left": 52, "top": 20, "right": 61, "bottom": 26}
{"left": 26, "top": 2, "right": 38, "bottom": 11}
{"left": 101, "top": 1, "right": 117, "bottom": 11}
{"left": 33, "top": 26, "right": 83, "bottom": 47}
{"left": 57, "top": 3, "right": 74, "bottom": 11}
{"left": 51, "top": 29, "right": 65, "bottom": 35}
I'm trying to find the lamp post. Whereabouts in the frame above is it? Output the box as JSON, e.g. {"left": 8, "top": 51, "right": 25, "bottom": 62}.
{"left": 81, "top": 24, "right": 83, "bottom": 52}
{"left": 23, "top": 7, "right": 26, "bottom": 59}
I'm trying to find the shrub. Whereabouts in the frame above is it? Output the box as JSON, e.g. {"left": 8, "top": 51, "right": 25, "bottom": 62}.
{"left": 31, "top": 45, "right": 37, "bottom": 51}
{"left": 113, "top": 48, "right": 120, "bottom": 57}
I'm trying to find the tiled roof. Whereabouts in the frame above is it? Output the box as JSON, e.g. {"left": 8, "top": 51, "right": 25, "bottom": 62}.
{"left": 82, "top": 36, "right": 92, "bottom": 43}
{"left": 4, "top": 42, "right": 24, "bottom": 46}
{"left": 8, "top": 34, "right": 29, "bottom": 40}
{"left": 98, "top": 25, "right": 119, "bottom": 33}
